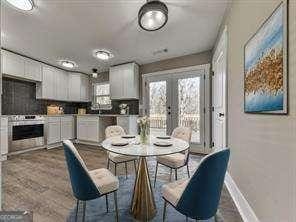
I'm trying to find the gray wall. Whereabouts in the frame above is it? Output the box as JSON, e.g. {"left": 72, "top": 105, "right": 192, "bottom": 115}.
{"left": 92, "top": 50, "right": 213, "bottom": 103}
{"left": 218, "top": 0, "right": 296, "bottom": 221}
{"left": 139, "top": 50, "right": 212, "bottom": 74}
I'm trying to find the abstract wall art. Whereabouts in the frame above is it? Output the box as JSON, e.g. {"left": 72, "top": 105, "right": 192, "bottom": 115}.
{"left": 244, "top": 2, "right": 288, "bottom": 114}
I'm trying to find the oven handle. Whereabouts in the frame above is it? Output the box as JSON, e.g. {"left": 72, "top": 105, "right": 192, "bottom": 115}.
{"left": 9, "top": 121, "right": 45, "bottom": 126}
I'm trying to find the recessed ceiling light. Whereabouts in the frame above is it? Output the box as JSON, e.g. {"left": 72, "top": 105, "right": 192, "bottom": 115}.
{"left": 5, "top": 0, "right": 34, "bottom": 11}
{"left": 138, "top": 0, "right": 168, "bottom": 31}
{"left": 94, "top": 50, "right": 114, "bottom": 61}
{"left": 59, "top": 60, "right": 77, "bottom": 69}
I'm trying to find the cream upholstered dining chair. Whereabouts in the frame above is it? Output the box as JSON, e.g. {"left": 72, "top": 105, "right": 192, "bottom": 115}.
{"left": 154, "top": 126, "right": 192, "bottom": 187}
{"left": 105, "top": 125, "right": 137, "bottom": 178}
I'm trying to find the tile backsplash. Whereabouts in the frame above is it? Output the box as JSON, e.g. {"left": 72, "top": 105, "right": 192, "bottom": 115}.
{"left": 1, "top": 77, "right": 139, "bottom": 115}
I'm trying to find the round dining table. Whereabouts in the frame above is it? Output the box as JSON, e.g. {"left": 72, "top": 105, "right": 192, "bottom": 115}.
{"left": 101, "top": 135, "right": 189, "bottom": 221}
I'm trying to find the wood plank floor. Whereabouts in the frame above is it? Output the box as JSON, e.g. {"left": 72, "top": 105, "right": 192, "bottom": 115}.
{"left": 2, "top": 145, "right": 243, "bottom": 222}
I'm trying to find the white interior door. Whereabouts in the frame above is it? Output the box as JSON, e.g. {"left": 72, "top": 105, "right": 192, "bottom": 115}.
{"left": 212, "top": 28, "right": 227, "bottom": 149}
{"left": 144, "top": 71, "right": 205, "bottom": 152}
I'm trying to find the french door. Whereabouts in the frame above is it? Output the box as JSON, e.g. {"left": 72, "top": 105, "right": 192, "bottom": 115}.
{"left": 144, "top": 70, "right": 205, "bottom": 151}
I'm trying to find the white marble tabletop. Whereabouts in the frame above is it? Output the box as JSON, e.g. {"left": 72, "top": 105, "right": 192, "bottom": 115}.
{"left": 101, "top": 135, "right": 189, "bottom": 157}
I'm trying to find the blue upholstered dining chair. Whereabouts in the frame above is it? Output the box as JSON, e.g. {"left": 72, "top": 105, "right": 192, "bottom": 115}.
{"left": 63, "top": 140, "right": 119, "bottom": 222}
{"left": 161, "top": 148, "right": 230, "bottom": 221}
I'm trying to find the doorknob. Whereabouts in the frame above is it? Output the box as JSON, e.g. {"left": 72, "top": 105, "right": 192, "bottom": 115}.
{"left": 219, "top": 113, "right": 225, "bottom": 117}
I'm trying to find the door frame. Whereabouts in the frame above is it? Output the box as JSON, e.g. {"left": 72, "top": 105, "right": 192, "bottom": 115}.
{"left": 142, "top": 64, "right": 211, "bottom": 154}
{"left": 212, "top": 26, "right": 228, "bottom": 148}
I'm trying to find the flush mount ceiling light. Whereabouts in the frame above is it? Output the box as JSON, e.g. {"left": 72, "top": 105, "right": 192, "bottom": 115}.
{"left": 93, "top": 50, "right": 114, "bottom": 61}
{"left": 92, "top": 68, "right": 98, "bottom": 78}
{"left": 59, "top": 60, "right": 77, "bottom": 69}
{"left": 138, "top": 0, "right": 168, "bottom": 31}
{"left": 5, "top": 0, "right": 34, "bottom": 11}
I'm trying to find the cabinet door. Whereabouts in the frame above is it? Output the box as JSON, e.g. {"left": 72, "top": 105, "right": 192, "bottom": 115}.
{"left": 42, "top": 66, "right": 55, "bottom": 99}
{"left": 0, "top": 118, "right": 8, "bottom": 155}
{"left": 80, "top": 75, "right": 89, "bottom": 102}
{"left": 77, "top": 120, "right": 88, "bottom": 141}
{"left": 69, "top": 74, "right": 81, "bottom": 101}
{"left": 56, "top": 70, "right": 68, "bottom": 101}
{"left": 109, "top": 66, "right": 123, "bottom": 100}
{"left": 2, "top": 50, "right": 24, "bottom": 78}
{"left": 77, "top": 118, "right": 99, "bottom": 142}
{"left": 24, "top": 58, "right": 42, "bottom": 81}
{"left": 110, "top": 63, "right": 139, "bottom": 99}
{"left": 47, "top": 121, "right": 61, "bottom": 144}
{"left": 86, "top": 120, "right": 99, "bottom": 142}
{"left": 61, "top": 117, "right": 74, "bottom": 140}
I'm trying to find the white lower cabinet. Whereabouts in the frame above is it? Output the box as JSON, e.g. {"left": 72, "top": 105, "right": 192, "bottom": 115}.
{"left": 77, "top": 116, "right": 99, "bottom": 142}
{"left": 46, "top": 116, "right": 75, "bottom": 148}
{"left": 0, "top": 117, "right": 8, "bottom": 161}
{"left": 77, "top": 116, "right": 107, "bottom": 143}
{"left": 61, "top": 116, "right": 75, "bottom": 140}
{"left": 47, "top": 117, "right": 61, "bottom": 145}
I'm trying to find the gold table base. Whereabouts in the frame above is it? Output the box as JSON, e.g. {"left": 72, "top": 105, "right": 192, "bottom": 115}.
{"left": 130, "top": 157, "right": 157, "bottom": 221}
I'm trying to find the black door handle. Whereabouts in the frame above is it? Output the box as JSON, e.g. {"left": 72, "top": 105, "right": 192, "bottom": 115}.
{"left": 219, "top": 113, "right": 225, "bottom": 117}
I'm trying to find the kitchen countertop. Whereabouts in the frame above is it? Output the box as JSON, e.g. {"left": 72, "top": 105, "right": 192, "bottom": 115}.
{"left": 1, "top": 114, "right": 139, "bottom": 118}
{"left": 47, "top": 114, "right": 139, "bottom": 117}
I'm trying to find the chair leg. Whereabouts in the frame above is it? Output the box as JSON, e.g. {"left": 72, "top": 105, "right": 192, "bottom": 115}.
{"left": 107, "top": 158, "right": 110, "bottom": 169}
{"left": 125, "top": 162, "right": 128, "bottom": 179}
{"left": 114, "top": 163, "right": 117, "bottom": 176}
{"left": 105, "top": 194, "right": 109, "bottom": 213}
{"left": 133, "top": 160, "right": 137, "bottom": 173}
{"left": 154, "top": 162, "right": 158, "bottom": 188}
{"left": 114, "top": 191, "right": 119, "bottom": 222}
{"left": 186, "top": 216, "right": 188, "bottom": 222}
{"left": 169, "top": 168, "right": 172, "bottom": 182}
{"left": 82, "top": 201, "right": 86, "bottom": 222}
{"left": 175, "top": 169, "right": 178, "bottom": 181}
{"left": 162, "top": 200, "right": 167, "bottom": 222}
{"left": 186, "top": 164, "right": 190, "bottom": 178}
{"left": 75, "top": 199, "right": 79, "bottom": 222}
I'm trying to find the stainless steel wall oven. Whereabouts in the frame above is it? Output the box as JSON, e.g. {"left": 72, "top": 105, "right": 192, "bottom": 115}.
{"left": 8, "top": 115, "right": 45, "bottom": 153}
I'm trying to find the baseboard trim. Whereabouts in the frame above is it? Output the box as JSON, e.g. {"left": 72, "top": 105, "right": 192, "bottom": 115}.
{"left": 224, "top": 172, "right": 260, "bottom": 222}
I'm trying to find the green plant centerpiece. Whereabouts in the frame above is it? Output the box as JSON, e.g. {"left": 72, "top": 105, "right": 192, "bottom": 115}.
{"left": 137, "top": 116, "right": 149, "bottom": 144}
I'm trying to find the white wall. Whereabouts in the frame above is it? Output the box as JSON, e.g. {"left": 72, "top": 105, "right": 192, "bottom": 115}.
{"left": 218, "top": 0, "right": 296, "bottom": 221}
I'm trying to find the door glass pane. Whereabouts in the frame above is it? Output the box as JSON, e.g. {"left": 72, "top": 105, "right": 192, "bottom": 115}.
{"left": 178, "top": 77, "right": 200, "bottom": 143}
{"left": 149, "top": 81, "right": 167, "bottom": 136}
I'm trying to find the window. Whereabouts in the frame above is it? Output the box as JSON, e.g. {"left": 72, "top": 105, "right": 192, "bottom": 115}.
{"left": 92, "top": 82, "right": 112, "bottom": 110}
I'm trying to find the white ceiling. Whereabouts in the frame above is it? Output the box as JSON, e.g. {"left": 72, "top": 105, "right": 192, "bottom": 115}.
{"left": 1, "top": 0, "right": 229, "bottom": 74}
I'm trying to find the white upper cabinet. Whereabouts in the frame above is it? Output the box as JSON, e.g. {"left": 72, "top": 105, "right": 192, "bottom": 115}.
{"left": 2, "top": 50, "right": 25, "bottom": 78}
{"left": 2, "top": 50, "right": 90, "bottom": 102}
{"left": 109, "top": 62, "right": 139, "bottom": 100}
{"left": 37, "top": 65, "right": 56, "bottom": 100}
{"left": 80, "top": 74, "right": 90, "bottom": 102}
{"left": 24, "top": 58, "right": 42, "bottom": 81}
{"left": 68, "top": 73, "right": 81, "bottom": 101}
{"left": 56, "top": 69, "right": 69, "bottom": 101}
{"left": 2, "top": 50, "right": 42, "bottom": 82}
{"left": 68, "top": 73, "right": 90, "bottom": 102}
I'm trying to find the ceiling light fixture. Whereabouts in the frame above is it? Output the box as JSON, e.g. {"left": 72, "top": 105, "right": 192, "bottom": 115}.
{"left": 59, "top": 60, "right": 77, "bottom": 69}
{"left": 94, "top": 50, "right": 114, "bottom": 61}
{"left": 92, "top": 68, "right": 98, "bottom": 78}
{"left": 5, "top": 0, "right": 34, "bottom": 11}
{"left": 138, "top": 0, "right": 168, "bottom": 31}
